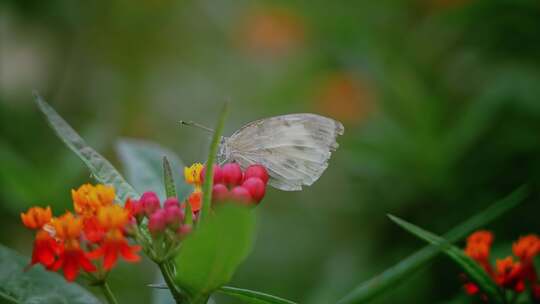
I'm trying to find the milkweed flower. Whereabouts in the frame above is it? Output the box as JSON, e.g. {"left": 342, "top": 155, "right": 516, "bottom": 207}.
{"left": 49, "top": 212, "right": 96, "bottom": 281}
{"left": 495, "top": 256, "right": 525, "bottom": 292}
{"left": 513, "top": 234, "right": 540, "bottom": 262}
{"left": 21, "top": 183, "right": 141, "bottom": 282}
{"left": 21, "top": 207, "right": 60, "bottom": 268}
{"left": 87, "top": 205, "right": 140, "bottom": 270}
{"left": 464, "top": 230, "right": 493, "bottom": 274}
{"left": 72, "top": 184, "right": 115, "bottom": 217}
{"left": 21, "top": 206, "right": 52, "bottom": 229}
{"left": 462, "top": 231, "right": 540, "bottom": 300}
{"left": 184, "top": 163, "right": 204, "bottom": 189}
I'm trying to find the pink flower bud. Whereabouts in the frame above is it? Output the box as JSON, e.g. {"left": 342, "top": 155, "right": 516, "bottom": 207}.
{"left": 140, "top": 191, "right": 160, "bottom": 216}
{"left": 244, "top": 165, "right": 269, "bottom": 185}
{"left": 212, "top": 184, "right": 229, "bottom": 202}
{"left": 148, "top": 209, "right": 167, "bottom": 234}
{"left": 200, "top": 165, "right": 223, "bottom": 184}
{"left": 164, "top": 206, "right": 184, "bottom": 228}
{"left": 242, "top": 177, "right": 266, "bottom": 203}
{"left": 177, "top": 224, "right": 192, "bottom": 238}
{"left": 163, "top": 197, "right": 180, "bottom": 209}
{"left": 230, "top": 186, "right": 253, "bottom": 204}
{"left": 222, "top": 163, "right": 243, "bottom": 186}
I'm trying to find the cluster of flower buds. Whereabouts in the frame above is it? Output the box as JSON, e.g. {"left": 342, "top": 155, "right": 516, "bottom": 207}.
{"left": 20, "top": 184, "right": 141, "bottom": 282}
{"left": 202, "top": 163, "right": 269, "bottom": 205}
{"left": 126, "top": 192, "right": 192, "bottom": 237}
{"left": 463, "top": 231, "right": 540, "bottom": 301}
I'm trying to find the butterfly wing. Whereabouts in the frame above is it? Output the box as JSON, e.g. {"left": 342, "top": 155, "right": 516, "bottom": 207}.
{"left": 224, "top": 113, "right": 344, "bottom": 191}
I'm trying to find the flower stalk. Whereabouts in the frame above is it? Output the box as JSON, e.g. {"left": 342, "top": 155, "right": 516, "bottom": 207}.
{"left": 158, "top": 261, "right": 186, "bottom": 303}
{"left": 97, "top": 281, "right": 119, "bottom": 304}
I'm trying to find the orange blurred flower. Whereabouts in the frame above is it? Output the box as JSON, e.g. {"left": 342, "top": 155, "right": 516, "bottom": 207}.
{"left": 72, "top": 184, "right": 115, "bottom": 217}
{"left": 464, "top": 230, "right": 493, "bottom": 274}
{"left": 495, "top": 256, "right": 525, "bottom": 292}
{"left": 21, "top": 206, "right": 52, "bottom": 230}
{"left": 513, "top": 234, "right": 540, "bottom": 262}
{"left": 314, "top": 72, "right": 375, "bottom": 125}
{"left": 237, "top": 6, "right": 305, "bottom": 57}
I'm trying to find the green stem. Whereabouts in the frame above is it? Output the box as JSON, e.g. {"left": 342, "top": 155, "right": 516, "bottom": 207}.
{"left": 158, "top": 262, "right": 185, "bottom": 304}
{"left": 97, "top": 281, "right": 118, "bottom": 304}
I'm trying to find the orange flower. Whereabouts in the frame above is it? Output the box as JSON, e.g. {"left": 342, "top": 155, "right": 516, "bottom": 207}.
{"left": 187, "top": 191, "right": 202, "bottom": 212}
{"left": 495, "top": 256, "right": 525, "bottom": 292}
{"left": 315, "top": 72, "right": 375, "bottom": 125}
{"left": 88, "top": 205, "right": 140, "bottom": 270}
{"left": 49, "top": 212, "right": 96, "bottom": 281}
{"left": 21, "top": 206, "right": 52, "bottom": 229}
{"left": 51, "top": 212, "right": 83, "bottom": 240}
{"left": 30, "top": 230, "right": 62, "bottom": 269}
{"left": 184, "top": 163, "right": 204, "bottom": 189}
{"left": 465, "top": 230, "right": 494, "bottom": 274}
{"left": 97, "top": 204, "right": 130, "bottom": 230}
{"left": 467, "top": 230, "right": 493, "bottom": 246}
{"left": 513, "top": 234, "right": 540, "bottom": 261}
{"left": 238, "top": 7, "right": 305, "bottom": 57}
{"left": 72, "top": 184, "right": 115, "bottom": 217}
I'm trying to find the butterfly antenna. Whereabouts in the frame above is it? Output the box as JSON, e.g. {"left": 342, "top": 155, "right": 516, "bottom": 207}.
{"left": 179, "top": 120, "right": 215, "bottom": 133}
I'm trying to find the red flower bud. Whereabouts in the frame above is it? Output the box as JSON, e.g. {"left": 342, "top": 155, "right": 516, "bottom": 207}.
{"left": 230, "top": 186, "right": 253, "bottom": 204}
{"left": 242, "top": 177, "right": 266, "bottom": 203}
{"left": 200, "top": 165, "right": 224, "bottom": 184}
{"left": 148, "top": 209, "right": 167, "bottom": 234}
{"left": 222, "top": 163, "right": 243, "bottom": 186}
{"left": 212, "top": 184, "right": 229, "bottom": 202}
{"left": 244, "top": 165, "right": 269, "bottom": 185}
{"left": 163, "top": 197, "right": 180, "bottom": 209}
{"left": 140, "top": 192, "right": 160, "bottom": 216}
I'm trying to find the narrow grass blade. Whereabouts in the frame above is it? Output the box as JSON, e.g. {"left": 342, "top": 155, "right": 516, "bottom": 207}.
{"left": 218, "top": 286, "right": 298, "bottom": 304}
{"left": 34, "top": 93, "right": 138, "bottom": 203}
{"left": 199, "top": 103, "right": 228, "bottom": 223}
{"left": 163, "top": 156, "right": 177, "bottom": 199}
{"left": 388, "top": 215, "right": 504, "bottom": 303}
{"left": 336, "top": 186, "right": 527, "bottom": 304}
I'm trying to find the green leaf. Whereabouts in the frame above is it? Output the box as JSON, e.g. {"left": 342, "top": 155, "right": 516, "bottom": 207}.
{"left": 116, "top": 138, "right": 190, "bottom": 201}
{"left": 388, "top": 215, "right": 504, "bottom": 303}
{"left": 163, "top": 157, "right": 177, "bottom": 199}
{"left": 199, "top": 103, "right": 228, "bottom": 223}
{"left": 0, "top": 245, "right": 101, "bottom": 304}
{"left": 174, "top": 204, "right": 255, "bottom": 302}
{"left": 336, "top": 186, "right": 527, "bottom": 304}
{"left": 34, "top": 93, "right": 138, "bottom": 204}
{"left": 218, "top": 286, "right": 297, "bottom": 304}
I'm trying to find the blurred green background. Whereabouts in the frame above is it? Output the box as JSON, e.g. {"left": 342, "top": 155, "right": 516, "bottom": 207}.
{"left": 1, "top": 0, "right": 540, "bottom": 303}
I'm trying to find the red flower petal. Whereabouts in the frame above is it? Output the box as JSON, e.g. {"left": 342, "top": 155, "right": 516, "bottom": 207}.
{"left": 103, "top": 243, "right": 118, "bottom": 270}
{"left": 63, "top": 253, "right": 80, "bottom": 282}
{"left": 77, "top": 251, "right": 96, "bottom": 272}
{"left": 119, "top": 242, "right": 141, "bottom": 262}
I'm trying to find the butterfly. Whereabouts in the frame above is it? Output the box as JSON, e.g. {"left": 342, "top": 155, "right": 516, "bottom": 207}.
{"left": 215, "top": 113, "right": 344, "bottom": 191}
